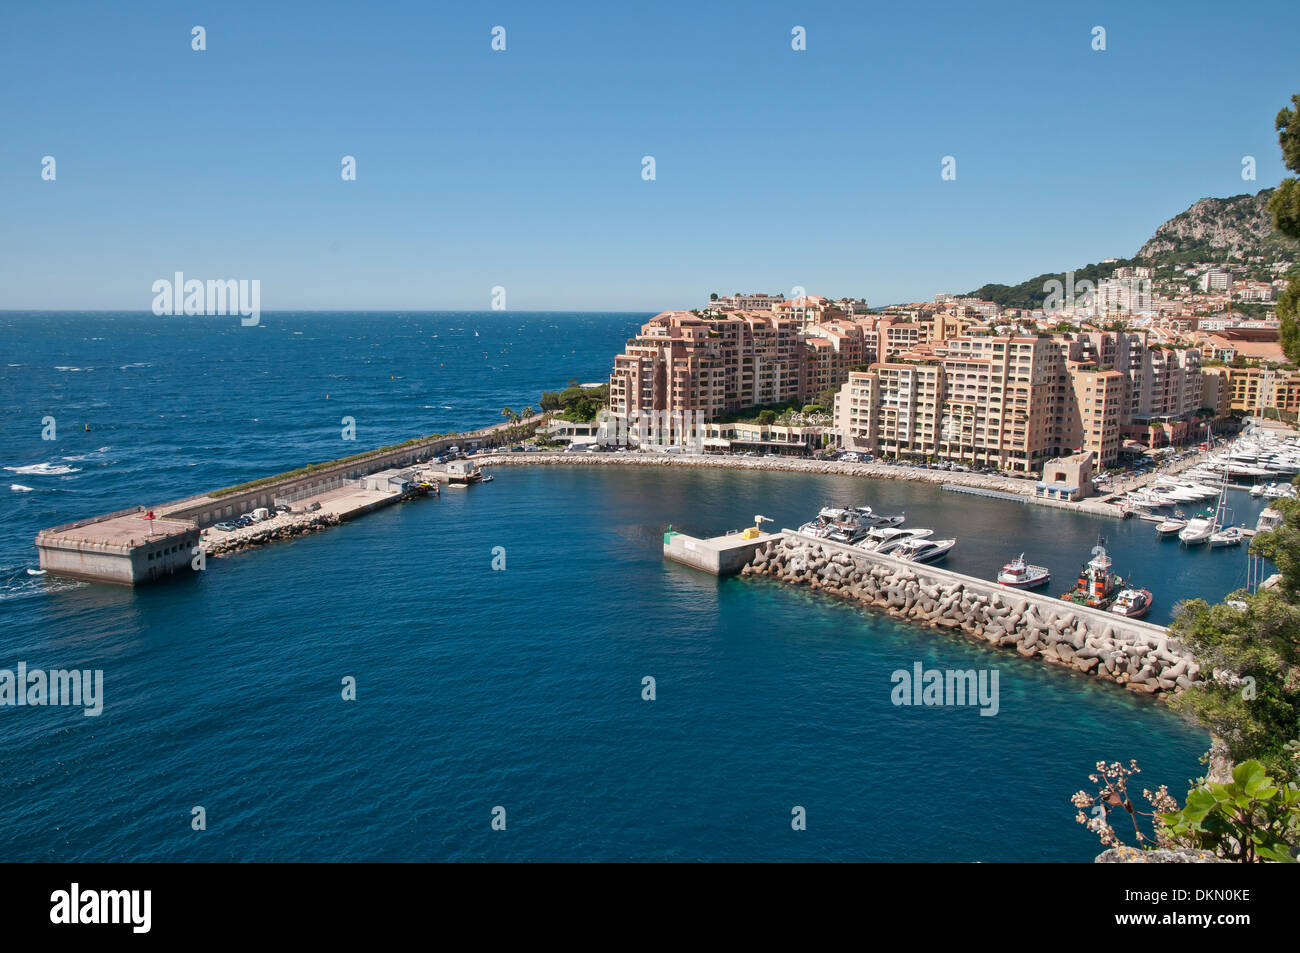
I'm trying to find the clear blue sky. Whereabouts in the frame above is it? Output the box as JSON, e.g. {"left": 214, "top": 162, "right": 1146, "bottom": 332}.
{"left": 2, "top": 0, "right": 1298, "bottom": 311}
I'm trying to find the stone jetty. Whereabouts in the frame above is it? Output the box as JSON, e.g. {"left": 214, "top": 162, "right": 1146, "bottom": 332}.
{"left": 741, "top": 531, "right": 1200, "bottom": 696}
{"left": 204, "top": 513, "right": 342, "bottom": 557}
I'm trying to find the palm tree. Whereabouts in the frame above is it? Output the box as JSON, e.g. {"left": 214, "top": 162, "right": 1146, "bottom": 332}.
{"left": 521, "top": 405, "right": 534, "bottom": 419}
{"left": 500, "top": 406, "right": 514, "bottom": 425}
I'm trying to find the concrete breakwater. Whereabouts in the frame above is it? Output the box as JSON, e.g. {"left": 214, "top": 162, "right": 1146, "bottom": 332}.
{"left": 741, "top": 531, "right": 1200, "bottom": 696}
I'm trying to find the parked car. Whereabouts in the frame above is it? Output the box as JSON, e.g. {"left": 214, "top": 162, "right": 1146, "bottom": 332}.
{"left": 275, "top": 503, "right": 290, "bottom": 514}
{"left": 307, "top": 501, "right": 321, "bottom": 512}
{"left": 214, "top": 522, "right": 237, "bottom": 532}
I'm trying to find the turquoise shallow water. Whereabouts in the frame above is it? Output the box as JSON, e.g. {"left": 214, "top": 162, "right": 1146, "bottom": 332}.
{"left": 0, "top": 313, "right": 1219, "bottom": 860}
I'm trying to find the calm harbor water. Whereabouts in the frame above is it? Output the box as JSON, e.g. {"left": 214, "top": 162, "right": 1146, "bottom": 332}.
{"left": 0, "top": 313, "right": 1225, "bottom": 860}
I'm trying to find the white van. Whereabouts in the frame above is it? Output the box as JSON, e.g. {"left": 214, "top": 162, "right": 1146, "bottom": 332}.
{"left": 251, "top": 507, "right": 271, "bottom": 521}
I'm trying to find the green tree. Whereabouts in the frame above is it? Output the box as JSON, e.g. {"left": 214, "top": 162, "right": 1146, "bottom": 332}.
{"left": 1166, "top": 484, "right": 1300, "bottom": 778}
{"left": 757, "top": 409, "right": 777, "bottom": 425}
{"left": 1268, "top": 93, "right": 1300, "bottom": 363}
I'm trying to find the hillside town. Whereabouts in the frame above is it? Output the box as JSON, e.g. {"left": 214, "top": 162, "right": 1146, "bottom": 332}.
{"left": 596, "top": 259, "right": 1298, "bottom": 479}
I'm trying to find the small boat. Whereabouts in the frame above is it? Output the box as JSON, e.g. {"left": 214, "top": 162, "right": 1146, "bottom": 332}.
{"left": 1209, "top": 524, "right": 1242, "bottom": 547}
{"left": 1155, "top": 510, "right": 1187, "bottom": 537}
{"left": 894, "top": 537, "right": 956, "bottom": 563}
{"left": 1110, "top": 587, "right": 1153, "bottom": 619}
{"left": 996, "top": 554, "right": 1051, "bottom": 588}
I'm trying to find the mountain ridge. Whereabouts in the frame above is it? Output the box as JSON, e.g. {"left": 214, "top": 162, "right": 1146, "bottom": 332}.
{"left": 964, "top": 188, "right": 1298, "bottom": 310}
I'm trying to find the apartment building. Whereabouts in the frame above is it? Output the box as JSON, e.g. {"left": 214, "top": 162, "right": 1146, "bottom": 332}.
{"left": 835, "top": 329, "right": 1204, "bottom": 471}
{"left": 610, "top": 310, "right": 854, "bottom": 426}
{"left": 1094, "top": 277, "right": 1153, "bottom": 315}
{"left": 1061, "top": 363, "right": 1126, "bottom": 468}
{"left": 1077, "top": 331, "right": 1203, "bottom": 422}
{"left": 773, "top": 295, "right": 835, "bottom": 328}
{"left": 803, "top": 321, "right": 869, "bottom": 400}
{"left": 1199, "top": 269, "right": 1232, "bottom": 292}
{"left": 1203, "top": 365, "right": 1300, "bottom": 416}
{"left": 1199, "top": 366, "right": 1233, "bottom": 419}
{"left": 836, "top": 335, "right": 1066, "bottom": 473}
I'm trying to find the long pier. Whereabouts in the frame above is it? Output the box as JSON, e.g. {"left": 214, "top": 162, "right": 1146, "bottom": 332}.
{"left": 34, "top": 418, "right": 539, "bottom": 586}
{"left": 941, "top": 484, "right": 1025, "bottom": 504}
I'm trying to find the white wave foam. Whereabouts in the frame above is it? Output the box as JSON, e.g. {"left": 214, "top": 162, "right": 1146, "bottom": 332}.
{"left": 4, "top": 463, "right": 82, "bottom": 476}
{"left": 10, "top": 484, "right": 35, "bottom": 492}
{"left": 61, "top": 447, "right": 110, "bottom": 461}
{"left": 54, "top": 366, "right": 93, "bottom": 372}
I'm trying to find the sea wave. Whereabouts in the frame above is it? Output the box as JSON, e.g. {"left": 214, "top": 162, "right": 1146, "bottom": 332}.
{"left": 60, "top": 447, "right": 110, "bottom": 461}
{"left": 4, "top": 463, "right": 82, "bottom": 476}
{"left": 54, "top": 366, "right": 93, "bottom": 372}
{"left": 9, "top": 484, "right": 35, "bottom": 492}
{"left": 0, "top": 566, "right": 84, "bottom": 602}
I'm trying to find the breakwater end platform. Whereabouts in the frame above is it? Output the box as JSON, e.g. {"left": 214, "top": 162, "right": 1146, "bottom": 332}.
{"left": 36, "top": 507, "right": 201, "bottom": 586}
{"left": 663, "top": 527, "right": 780, "bottom": 576}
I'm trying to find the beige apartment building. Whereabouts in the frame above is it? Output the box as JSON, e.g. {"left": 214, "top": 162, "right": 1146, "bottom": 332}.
{"left": 609, "top": 310, "right": 817, "bottom": 424}
{"left": 836, "top": 335, "right": 1068, "bottom": 473}
{"left": 1061, "top": 363, "right": 1126, "bottom": 467}
{"left": 1202, "top": 365, "right": 1300, "bottom": 416}
{"left": 835, "top": 332, "right": 1159, "bottom": 472}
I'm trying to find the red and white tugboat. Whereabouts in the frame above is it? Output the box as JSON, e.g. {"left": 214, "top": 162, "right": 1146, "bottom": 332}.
{"left": 1060, "top": 540, "right": 1120, "bottom": 610}
{"left": 996, "top": 553, "right": 1051, "bottom": 589}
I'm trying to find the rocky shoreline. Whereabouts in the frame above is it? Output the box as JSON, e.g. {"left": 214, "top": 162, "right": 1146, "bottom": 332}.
{"left": 204, "top": 513, "right": 343, "bottom": 557}
{"left": 741, "top": 534, "right": 1200, "bottom": 697}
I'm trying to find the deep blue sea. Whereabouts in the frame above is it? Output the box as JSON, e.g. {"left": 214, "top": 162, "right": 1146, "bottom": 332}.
{"left": 0, "top": 312, "right": 1245, "bottom": 861}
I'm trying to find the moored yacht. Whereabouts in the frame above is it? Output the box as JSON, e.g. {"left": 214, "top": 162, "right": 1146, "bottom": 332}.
{"left": 799, "top": 506, "right": 873, "bottom": 543}
{"left": 1178, "top": 513, "right": 1214, "bottom": 545}
{"left": 861, "top": 526, "right": 932, "bottom": 554}
{"left": 849, "top": 505, "right": 906, "bottom": 528}
{"left": 893, "top": 537, "right": 956, "bottom": 563}
{"left": 1209, "top": 524, "right": 1243, "bottom": 548}
{"left": 1155, "top": 510, "right": 1187, "bottom": 537}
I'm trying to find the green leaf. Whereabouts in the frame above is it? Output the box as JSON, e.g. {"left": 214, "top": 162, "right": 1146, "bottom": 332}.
{"left": 1234, "top": 760, "right": 1267, "bottom": 788}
